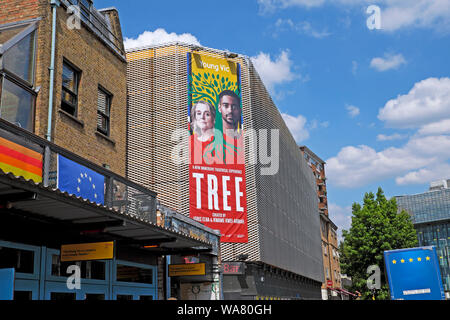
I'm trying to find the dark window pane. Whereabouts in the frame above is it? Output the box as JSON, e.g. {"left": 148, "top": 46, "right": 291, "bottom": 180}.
{"left": 0, "top": 77, "right": 34, "bottom": 131}
{"left": 51, "top": 255, "right": 106, "bottom": 280}
{"left": 116, "top": 295, "right": 133, "bottom": 301}
{"left": 50, "top": 292, "right": 76, "bottom": 301}
{"left": 97, "top": 88, "right": 110, "bottom": 135}
{"left": 139, "top": 295, "right": 153, "bottom": 301}
{"left": 0, "top": 246, "right": 35, "bottom": 274}
{"left": 116, "top": 264, "right": 153, "bottom": 284}
{"left": 14, "top": 291, "right": 33, "bottom": 300}
{"left": 85, "top": 293, "right": 105, "bottom": 300}
{"left": 62, "top": 63, "right": 77, "bottom": 93}
{"left": 3, "top": 31, "right": 35, "bottom": 84}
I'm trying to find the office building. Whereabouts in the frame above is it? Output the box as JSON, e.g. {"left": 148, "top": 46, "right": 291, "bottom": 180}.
{"left": 395, "top": 180, "right": 450, "bottom": 299}
{"left": 126, "top": 43, "right": 324, "bottom": 299}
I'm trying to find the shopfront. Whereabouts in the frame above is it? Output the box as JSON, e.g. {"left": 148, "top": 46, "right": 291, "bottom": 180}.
{"left": 0, "top": 168, "right": 213, "bottom": 300}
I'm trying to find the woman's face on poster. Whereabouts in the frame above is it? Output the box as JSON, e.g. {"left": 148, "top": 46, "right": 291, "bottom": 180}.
{"left": 195, "top": 103, "right": 214, "bottom": 131}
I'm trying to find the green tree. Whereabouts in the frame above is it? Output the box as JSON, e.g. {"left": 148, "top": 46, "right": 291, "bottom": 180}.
{"left": 340, "top": 187, "right": 418, "bottom": 300}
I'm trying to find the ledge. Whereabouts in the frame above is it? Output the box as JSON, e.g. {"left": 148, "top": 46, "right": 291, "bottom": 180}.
{"left": 95, "top": 131, "right": 116, "bottom": 146}
{"left": 58, "top": 109, "right": 84, "bottom": 127}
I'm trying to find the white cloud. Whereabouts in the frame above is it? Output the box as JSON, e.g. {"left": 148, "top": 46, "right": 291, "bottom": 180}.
{"left": 326, "top": 133, "right": 450, "bottom": 188}
{"left": 370, "top": 53, "right": 406, "bottom": 72}
{"left": 378, "top": 77, "right": 450, "bottom": 129}
{"left": 281, "top": 113, "right": 310, "bottom": 142}
{"left": 258, "top": 0, "right": 325, "bottom": 13}
{"left": 376, "top": 133, "right": 408, "bottom": 141}
{"left": 124, "top": 28, "right": 201, "bottom": 50}
{"left": 274, "top": 19, "right": 332, "bottom": 38}
{"left": 417, "top": 119, "right": 450, "bottom": 136}
{"left": 346, "top": 105, "right": 360, "bottom": 118}
{"left": 328, "top": 203, "right": 352, "bottom": 243}
{"left": 348, "top": 77, "right": 450, "bottom": 192}
{"left": 259, "top": 1, "right": 450, "bottom": 32}
{"left": 396, "top": 163, "right": 450, "bottom": 185}
{"left": 251, "top": 50, "right": 298, "bottom": 93}
{"left": 380, "top": 0, "right": 450, "bottom": 32}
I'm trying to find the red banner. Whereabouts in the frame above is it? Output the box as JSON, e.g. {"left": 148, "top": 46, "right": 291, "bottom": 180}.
{"left": 188, "top": 53, "right": 248, "bottom": 243}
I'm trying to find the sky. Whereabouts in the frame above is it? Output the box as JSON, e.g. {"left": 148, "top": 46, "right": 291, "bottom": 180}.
{"left": 95, "top": 0, "right": 450, "bottom": 241}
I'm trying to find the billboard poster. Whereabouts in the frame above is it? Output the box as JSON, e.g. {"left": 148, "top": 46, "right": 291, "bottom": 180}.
{"left": 188, "top": 52, "right": 247, "bottom": 243}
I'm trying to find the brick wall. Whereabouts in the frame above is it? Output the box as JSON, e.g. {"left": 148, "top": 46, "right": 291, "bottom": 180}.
{"left": 0, "top": 0, "right": 41, "bottom": 25}
{"left": 0, "top": 1, "right": 128, "bottom": 176}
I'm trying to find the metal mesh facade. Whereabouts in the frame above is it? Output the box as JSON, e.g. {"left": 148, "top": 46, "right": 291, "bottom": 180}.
{"left": 126, "top": 43, "right": 323, "bottom": 283}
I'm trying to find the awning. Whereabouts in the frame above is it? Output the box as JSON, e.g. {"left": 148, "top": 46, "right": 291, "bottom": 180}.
{"left": 334, "top": 288, "right": 358, "bottom": 297}
{"left": 0, "top": 169, "right": 212, "bottom": 254}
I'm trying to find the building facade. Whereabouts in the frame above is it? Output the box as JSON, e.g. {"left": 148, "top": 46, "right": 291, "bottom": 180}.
{"left": 299, "top": 146, "right": 342, "bottom": 300}
{"left": 126, "top": 43, "right": 324, "bottom": 300}
{"left": 395, "top": 180, "right": 450, "bottom": 299}
{"left": 0, "top": 0, "right": 127, "bottom": 175}
{"left": 0, "top": 0, "right": 213, "bottom": 300}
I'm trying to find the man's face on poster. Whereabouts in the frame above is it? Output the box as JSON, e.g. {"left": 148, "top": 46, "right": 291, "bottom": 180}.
{"left": 219, "top": 95, "right": 241, "bottom": 129}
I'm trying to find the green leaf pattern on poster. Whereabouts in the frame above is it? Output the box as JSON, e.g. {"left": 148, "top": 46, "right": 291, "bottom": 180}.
{"left": 189, "top": 71, "right": 241, "bottom": 162}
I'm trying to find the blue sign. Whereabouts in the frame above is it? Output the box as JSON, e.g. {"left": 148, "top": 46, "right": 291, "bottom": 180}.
{"left": 0, "top": 268, "right": 15, "bottom": 300}
{"left": 57, "top": 155, "right": 105, "bottom": 205}
{"left": 384, "top": 246, "right": 445, "bottom": 300}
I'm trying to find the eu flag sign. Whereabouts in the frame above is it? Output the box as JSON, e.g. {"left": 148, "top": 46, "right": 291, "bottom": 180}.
{"left": 57, "top": 155, "right": 105, "bottom": 205}
{"left": 384, "top": 246, "right": 445, "bottom": 300}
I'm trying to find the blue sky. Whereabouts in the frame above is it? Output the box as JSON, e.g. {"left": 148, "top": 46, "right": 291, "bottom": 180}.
{"left": 95, "top": 0, "right": 450, "bottom": 240}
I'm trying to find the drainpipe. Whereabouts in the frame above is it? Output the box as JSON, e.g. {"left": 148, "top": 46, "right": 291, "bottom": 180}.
{"left": 46, "top": 0, "right": 60, "bottom": 142}
{"left": 43, "top": 0, "right": 60, "bottom": 187}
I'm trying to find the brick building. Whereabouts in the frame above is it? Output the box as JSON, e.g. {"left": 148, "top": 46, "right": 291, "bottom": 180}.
{"left": 299, "top": 146, "right": 342, "bottom": 299}
{"left": 0, "top": 0, "right": 213, "bottom": 300}
{"left": 0, "top": 0, "right": 127, "bottom": 175}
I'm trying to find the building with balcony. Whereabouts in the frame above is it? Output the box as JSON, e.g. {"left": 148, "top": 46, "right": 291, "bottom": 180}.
{"left": 126, "top": 43, "right": 324, "bottom": 300}
{"left": 299, "top": 146, "right": 342, "bottom": 300}
{"left": 395, "top": 180, "right": 450, "bottom": 299}
{"left": 0, "top": 0, "right": 218, "bottom": 300}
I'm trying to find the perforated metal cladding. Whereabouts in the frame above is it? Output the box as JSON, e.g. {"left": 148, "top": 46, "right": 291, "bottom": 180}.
{"left": 246, "top": 64, "right": 323, "bottom": 283}
{"left": 126, "top": 44, "right": 322, "bottom": 282}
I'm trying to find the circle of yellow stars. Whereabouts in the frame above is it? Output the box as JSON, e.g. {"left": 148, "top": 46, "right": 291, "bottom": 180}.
{"left": 392, "top": 256, "right": 431, "bottom": 264}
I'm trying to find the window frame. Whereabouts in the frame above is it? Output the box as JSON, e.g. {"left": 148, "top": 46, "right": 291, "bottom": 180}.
{"left": 0, "top": 72, "right": 37, "bottom": 132}
{"left": 97, "top": 85, "right": 112, "bottom": 136}
{"left": 61, "top": 59, "right": 81, "bottom": 117}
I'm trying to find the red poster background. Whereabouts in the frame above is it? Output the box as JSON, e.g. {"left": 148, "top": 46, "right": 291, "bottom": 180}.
{"left": 189, "top": 134, "right": 248, "bottom": 243}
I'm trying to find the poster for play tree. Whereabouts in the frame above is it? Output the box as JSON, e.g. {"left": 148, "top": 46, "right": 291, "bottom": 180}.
{"left": 188, "top": 52, "right": 248, "bottom": 243}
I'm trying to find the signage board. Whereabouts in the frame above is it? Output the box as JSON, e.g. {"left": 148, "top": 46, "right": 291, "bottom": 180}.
{"left": 222, "top": 262, "right": 245, "bottom": 275}
{"left": 327, "top": 280, "right": 333, "bottom": 288}
{"left": 61, "top": 241, "right": 115, "bottom": 262}
{"left": 169, "top": 263, "right": 206, "bottom": 277}
{"left": 384, "top": 246, "right": 446, "bottom": 300}
{"left": 188, "top": 52, "right": 248, "bottom": 243}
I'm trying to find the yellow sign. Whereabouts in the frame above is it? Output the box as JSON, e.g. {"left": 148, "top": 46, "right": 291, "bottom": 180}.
{"left": 60, "top": 241, "right": 115, "bottom": 262}
{"left": 168, "top": 263, "right": 206, "bottom": 277}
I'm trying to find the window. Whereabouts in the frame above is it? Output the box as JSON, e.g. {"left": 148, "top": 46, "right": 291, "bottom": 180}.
{"left": 3, "top": 30, "right": 36, "bottom": 84}
{"left": 97, "top": 86, "right": 112, "bottom": 136}
{"left": 0, "top": 21, "right": 38, "bottom": 131}
{"left": 0, "top": 77, "right": 35, "bottom": 131}
{"left": 79, "top": 0, "right": 92, "bottom": 23}
{"left": 116, "top": 264, "right": 153, "bottom": 284}
{"left": 61, "top": 61, "right": 80, "bottom": 116}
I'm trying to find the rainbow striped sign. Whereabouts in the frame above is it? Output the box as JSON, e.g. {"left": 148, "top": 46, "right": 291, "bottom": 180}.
{"left": 0, "top": 136, "right": 43, "bottom": 183}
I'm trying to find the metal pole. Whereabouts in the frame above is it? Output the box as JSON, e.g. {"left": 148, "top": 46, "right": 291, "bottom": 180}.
{"left": 46, "top": 0, "right": 60, "bottom": 142}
